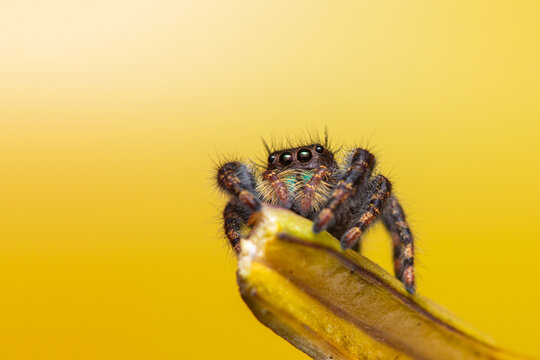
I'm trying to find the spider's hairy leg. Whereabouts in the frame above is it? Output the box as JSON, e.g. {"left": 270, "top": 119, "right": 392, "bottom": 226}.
{"left": 340, "top": 174, "right": 392, "bottom": 250}
{"left": 262, "top": 170, "right": 293, "bottom": 208}
{"left": 299, "top": 165, "right": 329, "bottom": 217}
{"left": 217, "top": 161, "right": 261, "bottom": 211}
{"left": 383, "top": 196, "right": 416, "bottom": 294}
{"left": 313, "top": 148, "right": 375, "bottom": 233}
{"left": 223, "top": 200, "right": 251, "bottom": 254}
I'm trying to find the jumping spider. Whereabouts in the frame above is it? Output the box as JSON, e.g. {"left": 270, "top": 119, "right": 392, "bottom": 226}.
{"left": 216, "top": 137, "right": 416, "bottom": 294}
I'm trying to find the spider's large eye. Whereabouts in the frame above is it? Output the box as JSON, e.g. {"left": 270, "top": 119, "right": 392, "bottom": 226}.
{"left": 268, "top": 154, "right": 276, "bottom": 163}
{"left": 297, "top": 149, "right": 312, "bottom": 163}
{"left": 315, "top": 145, "right": 324, "bottom": 154}
{"left": 279, "top": 152, "right": 293, "bottom": 166}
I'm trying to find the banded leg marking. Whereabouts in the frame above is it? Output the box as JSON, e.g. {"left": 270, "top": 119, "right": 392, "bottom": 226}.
{"left": 384, "top": 196, "right": 416, "bottom": 294}
{"left": 223, "top": 201, "right": 251, "bottom": 254}
{"left": 313, "top": 149, "right": 375, "bottom": 233}
{"left": 217, "top": 162, "right": 261, "bottom": 211}
{"left": 340, "top": 175, "right": 391, "bottom": 249}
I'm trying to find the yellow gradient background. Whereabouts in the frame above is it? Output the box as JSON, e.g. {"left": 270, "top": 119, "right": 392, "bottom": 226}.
{"left": 1, "top": 1, "right": 539, "bottom": 359}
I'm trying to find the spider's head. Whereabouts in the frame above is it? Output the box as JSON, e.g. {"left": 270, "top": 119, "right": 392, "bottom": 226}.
{"left": 266, "top": 144, "right": 336, "bottom": 172}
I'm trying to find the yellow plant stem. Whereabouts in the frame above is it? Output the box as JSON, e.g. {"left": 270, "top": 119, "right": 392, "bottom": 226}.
{"left": 237, "top": 205, "right": 531, "bottom": 360}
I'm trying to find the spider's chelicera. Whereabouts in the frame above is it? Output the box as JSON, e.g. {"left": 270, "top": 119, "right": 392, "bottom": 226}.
{"left": 216, "top": 137, "right": 416, "bottom": 294}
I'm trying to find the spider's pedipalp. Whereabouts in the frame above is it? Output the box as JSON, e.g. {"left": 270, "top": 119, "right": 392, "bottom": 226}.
{"left": 298, "top": 165, "right": 330, "bottom": 217}
{"left": 261, "top": 170, "right": 293, "bottom": 208}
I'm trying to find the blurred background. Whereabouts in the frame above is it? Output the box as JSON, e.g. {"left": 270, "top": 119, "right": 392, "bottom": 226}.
{"left": 1, "top": 1, "right": 539, "bottom": 359}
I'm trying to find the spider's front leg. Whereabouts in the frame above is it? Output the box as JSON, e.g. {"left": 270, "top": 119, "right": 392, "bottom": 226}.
{"left": 383, "top": 196, "right": 416, "bottom": 294}
{"left": 217, "top": 161, "right": 261, "bottom": 211}
{"left": 313, "top": 148, "right": 376, "bottom": 233}
{"left": 223, "top": 200, "right": 251, "bottom": 254}
{"left": 217, "top": 161, "right": 261, "bottom": 254}
{"left": 340, "top": 174, "right": 392, "bottom": 250}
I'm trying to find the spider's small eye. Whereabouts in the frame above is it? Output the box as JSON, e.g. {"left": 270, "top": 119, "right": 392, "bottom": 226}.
{"left": 279, "top": 152, "right": 293, "bottom": 166}
{"left": 315, "top": 145, "right": 324, "bottom": 153}
{"left": 268, "top": 154, "right": 276, "bottom": 163}
{"left": 297, "top": 149, "right": 312, "bottom": 163}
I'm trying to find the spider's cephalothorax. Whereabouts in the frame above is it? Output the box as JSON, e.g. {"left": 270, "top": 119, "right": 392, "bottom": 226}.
{"left": 216, "top": 140, "right": 416, "bottom": 294}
